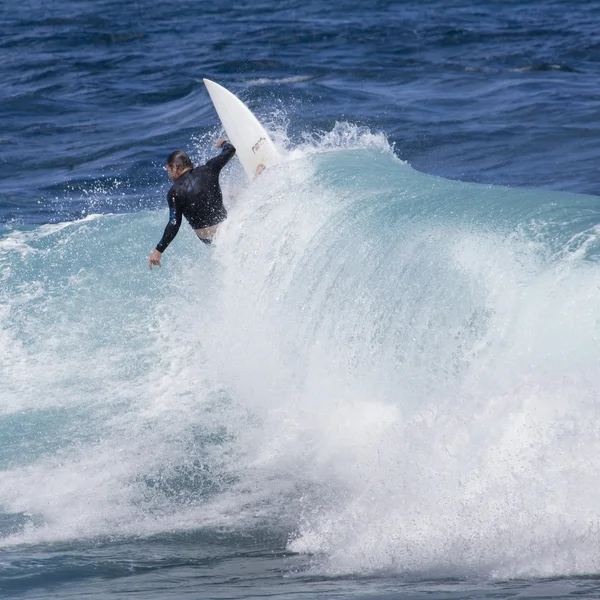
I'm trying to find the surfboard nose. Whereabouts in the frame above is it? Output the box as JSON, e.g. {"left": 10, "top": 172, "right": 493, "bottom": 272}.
{"left": 203, "top": 78, "right": 281, "bottom": 180}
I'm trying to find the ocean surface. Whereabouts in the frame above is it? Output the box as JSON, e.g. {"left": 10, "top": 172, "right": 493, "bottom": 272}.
{"left": 2, "top": 1, "right": 600, "bottom": 598}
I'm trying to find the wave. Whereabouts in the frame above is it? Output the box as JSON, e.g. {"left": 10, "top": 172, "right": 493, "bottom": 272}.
{"left": 1, "top": 124, "right": 600, "bottom": 579}
{"left": 246, "top": 75, "right": 315, "bottom": 86}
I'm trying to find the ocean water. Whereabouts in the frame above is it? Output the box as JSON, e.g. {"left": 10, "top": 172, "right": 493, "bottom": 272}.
{"left": 2, "top": 1, "right": 600, "bottom": 598}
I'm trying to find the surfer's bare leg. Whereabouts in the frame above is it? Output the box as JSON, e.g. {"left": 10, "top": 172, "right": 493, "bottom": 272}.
{"left": 195, "top": 224, "right": 219, "bottom": 243}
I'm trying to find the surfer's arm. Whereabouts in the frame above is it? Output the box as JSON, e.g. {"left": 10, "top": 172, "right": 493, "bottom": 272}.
{"left": 205, "top": 140, "right": 236, "bottom": 173}
{"left": 155, "top": 190, "right": 182, "bottom": 253}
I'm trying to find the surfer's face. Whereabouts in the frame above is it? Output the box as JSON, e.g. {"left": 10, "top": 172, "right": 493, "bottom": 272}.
{"left": 164, "top": 164, "right": 177, "bottom": 181}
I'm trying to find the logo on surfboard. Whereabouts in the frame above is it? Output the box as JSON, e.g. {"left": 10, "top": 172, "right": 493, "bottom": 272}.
{"left": 252, "top": 137, "right": 266, "bottom": 154}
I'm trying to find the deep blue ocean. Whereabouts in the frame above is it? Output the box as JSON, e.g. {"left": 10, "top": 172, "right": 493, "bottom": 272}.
{"left": 2, "top": 1, "right": 600, "bottom": 599}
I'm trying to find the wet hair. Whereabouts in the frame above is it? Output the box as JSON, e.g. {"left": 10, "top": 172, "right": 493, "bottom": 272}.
{"left": 166, "top": 150, "right": 193, "bottom": 171}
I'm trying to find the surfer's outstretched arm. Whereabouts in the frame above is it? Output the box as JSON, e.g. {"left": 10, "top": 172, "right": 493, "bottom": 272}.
{"left": 149, "top": 190, "right": 182, "bottom": 269}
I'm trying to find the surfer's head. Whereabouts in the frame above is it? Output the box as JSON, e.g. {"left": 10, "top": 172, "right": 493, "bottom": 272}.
{"left": 165, "top": 151, "right": 193, "bottom": 180}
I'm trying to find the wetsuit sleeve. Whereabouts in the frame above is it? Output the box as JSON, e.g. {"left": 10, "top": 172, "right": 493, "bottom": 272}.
{"left": 204, "top": 141, "right": 236, "bottom": 174}
{"left": 155, "top": 189, "right": 182, "bottom": 253}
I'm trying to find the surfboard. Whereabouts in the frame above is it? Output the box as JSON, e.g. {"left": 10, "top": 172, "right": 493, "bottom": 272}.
{"left": 203, "top": 78, "right": 281, "bottom": 180}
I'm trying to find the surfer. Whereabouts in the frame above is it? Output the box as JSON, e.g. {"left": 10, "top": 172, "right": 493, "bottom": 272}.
{"left": 148, "top": 137, "right": 236, "bottom": 269}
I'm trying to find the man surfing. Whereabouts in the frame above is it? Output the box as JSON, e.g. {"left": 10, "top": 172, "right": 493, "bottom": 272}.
{"left": 148, "top": 137, "right": 236, "bottom": 269}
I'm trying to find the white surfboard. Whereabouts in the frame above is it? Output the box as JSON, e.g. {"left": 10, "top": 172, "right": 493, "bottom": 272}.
{"left": 204, "top": 78, "right": 281, "bottom": 180}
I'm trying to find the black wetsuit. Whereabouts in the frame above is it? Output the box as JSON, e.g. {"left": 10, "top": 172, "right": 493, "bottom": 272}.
{"left": 156, "top": 141, "right": 236, "bottom": 252}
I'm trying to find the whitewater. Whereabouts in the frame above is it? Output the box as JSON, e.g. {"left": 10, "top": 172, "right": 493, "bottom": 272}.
{"left": 2, "top": 125, "right": 600, "bottom": 594}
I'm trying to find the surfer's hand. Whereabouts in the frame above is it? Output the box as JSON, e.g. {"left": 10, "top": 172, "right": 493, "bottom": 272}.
{"left": 149, "top": 249, "right": 162, "bottom": 270}
{"left": 214, "top": 137, "right": 228, "bottom": 148}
